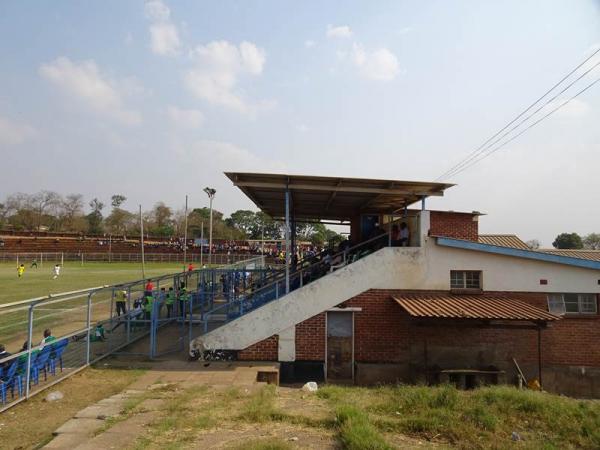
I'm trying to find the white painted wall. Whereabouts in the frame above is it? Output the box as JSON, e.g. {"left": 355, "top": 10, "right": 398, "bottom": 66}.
{"left": 191, "top": 221, "right": 600, "bottom": 357}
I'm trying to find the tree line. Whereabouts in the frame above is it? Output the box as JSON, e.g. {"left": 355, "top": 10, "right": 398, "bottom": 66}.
{"left": 0, "top": 191, "right": 343, "bottom": 246}
{"left": 526, "top": 233, "right": 600, "bottom": 250}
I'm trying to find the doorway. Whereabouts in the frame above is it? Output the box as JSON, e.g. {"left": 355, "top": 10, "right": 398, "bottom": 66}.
{"left": 326, "top": 311, "right": 354, "bottom": 382}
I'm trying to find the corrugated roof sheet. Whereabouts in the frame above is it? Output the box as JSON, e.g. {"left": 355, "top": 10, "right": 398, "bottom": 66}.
{"left": 393, "top": 294, "right": 561, "bottom": 322}
{"left": 537, "top": 249, "right": 600, "bottom": 262}
{"left": 478, "top": 234, "right": 529, "bottom": 250}
{"left": 225, "top": 172, "right": 454, "bottom": 221}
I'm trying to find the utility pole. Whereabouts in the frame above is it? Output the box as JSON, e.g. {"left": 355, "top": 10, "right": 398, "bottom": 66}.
{"left": 183, "top": 195, "right": 188, "bottom": 270}
{"left": 200, "top": 221, "right": 204, "bottom": 267}
{"left": 139, "top": 204, "right": 146, "bottom": 278}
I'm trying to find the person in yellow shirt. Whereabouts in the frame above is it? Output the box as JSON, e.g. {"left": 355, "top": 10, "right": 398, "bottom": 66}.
{"left": 17, "top": 264, "right": 25, "bottom": 278}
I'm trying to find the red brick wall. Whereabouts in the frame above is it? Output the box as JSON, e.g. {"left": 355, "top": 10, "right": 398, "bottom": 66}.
{"left": 237, "top": 335, "right": 278, "bottom": 361}
{"left": 429, "top": 211, "right": 478, "bottom": 241}
{"left": 235, "top": 289, "right": 600, "bottom": 369}
{"left": 295, "top": 313, "right": 326, "bottom": 360}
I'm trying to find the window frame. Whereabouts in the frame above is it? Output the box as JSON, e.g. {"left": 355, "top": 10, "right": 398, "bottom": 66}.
{"left": 547, "top": 293, "right": 598, "bottom": 315}
{"left": 450, "top": 270, "right": 482, "bottom": 291}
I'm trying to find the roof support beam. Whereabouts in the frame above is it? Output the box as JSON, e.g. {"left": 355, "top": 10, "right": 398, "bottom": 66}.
{"left": 325, "top": 179, "right": 343, "bottom": 211}
{"left": 232, "top": 181, "right": 444, "bottom": 197}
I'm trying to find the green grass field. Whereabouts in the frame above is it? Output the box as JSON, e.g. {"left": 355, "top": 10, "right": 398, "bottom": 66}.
{"left": 0, "top": 262, "right": 186, "bottom": 304}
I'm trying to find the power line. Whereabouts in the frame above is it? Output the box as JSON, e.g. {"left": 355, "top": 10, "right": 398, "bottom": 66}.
{"left": 435, "top": 46, "right": 600, "bottom": 181}
{"left": 440, "top": 58, "right": 600, "bottom": 180}
{"left": 446, "top": 74, "right": 600, "bottom": 178}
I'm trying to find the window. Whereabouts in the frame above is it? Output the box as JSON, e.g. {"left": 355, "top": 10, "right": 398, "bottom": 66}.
{"left": 547, "top": 294, "right": 598, "bottom": 315}
{"left": 450, "top": 271, "right": 481, "bottom": 290}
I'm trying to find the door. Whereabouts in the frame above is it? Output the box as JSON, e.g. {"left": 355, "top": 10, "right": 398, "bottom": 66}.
{"left": 326, "top": 312, "right": 354, "bottom": 381}
{"left": 361, "top": 215, "right": 379, "bottom": 241}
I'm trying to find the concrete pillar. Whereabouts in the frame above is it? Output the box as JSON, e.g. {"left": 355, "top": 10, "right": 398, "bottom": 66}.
{"left": 278, "top": 326, "right": 296, "bottom": 362}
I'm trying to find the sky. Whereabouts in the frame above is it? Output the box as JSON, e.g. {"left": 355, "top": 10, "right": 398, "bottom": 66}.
{"left": 0, "top": 0, "right": 599, "bottom": 246}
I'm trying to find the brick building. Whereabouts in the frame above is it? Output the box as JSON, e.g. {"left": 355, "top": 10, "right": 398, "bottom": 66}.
{"left": 192, "top": 173, "right": 600, "bottom": 397}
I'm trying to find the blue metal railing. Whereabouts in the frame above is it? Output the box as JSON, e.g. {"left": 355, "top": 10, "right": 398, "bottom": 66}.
{"left": 196, "top": 233, "right": 391, "bottom": 334}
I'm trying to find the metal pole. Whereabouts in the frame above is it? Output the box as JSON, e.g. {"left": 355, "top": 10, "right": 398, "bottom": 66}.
{"left": 285, "top": 188, "right": 290, "bottom": 294}
{"left": 261, "top": 226, "right": 265, "bottom": 255}
{"left": 25, "top": 304, "right": 34, "bottom": 398}
{"left": 140, "top": 205, "right": 146, "bottom": 279}
{"left": 86, "top": 293, "right": 93, "bottom": 364}
{"left": 109, "top": 234, "right": 112, "bottom": 263}
{"left": 200, "top": 221, "right": 204, "bottom": 267}
{"left": 61, "top": 252, "right": 64, "bottom": 266}
{"left": 538, "top": 325, "right": 543, "bottom": 388}
{"left": 183, "top": 195, "right": 189, "bottom": 271}
{"left": 208, "top": 196, "right": 213, "bottom": 266}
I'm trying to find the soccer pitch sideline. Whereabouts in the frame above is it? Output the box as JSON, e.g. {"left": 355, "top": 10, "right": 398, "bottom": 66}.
{"left": 0, "top": 262, "right": 186, "bottom": 305}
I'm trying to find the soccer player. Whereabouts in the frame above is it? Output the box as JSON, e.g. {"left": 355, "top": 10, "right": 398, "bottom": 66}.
{"left": 52, "top": 264, "right": 61, "bottom": 279}
{"left": 17, "top": 264, "right": 25, "bottom": 278}
{"left": 30, "top": 259, "right": 38, "bottom": 269}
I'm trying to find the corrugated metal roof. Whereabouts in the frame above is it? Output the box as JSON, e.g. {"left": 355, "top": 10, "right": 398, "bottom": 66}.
{"left": 225, "top": 172, "right": 454, "bottom": 221}
{"left": 537, "top": 249, "right": 600, "bottom": 262}
{"left": 478, "top": 234, "right": 529, "bottom": 250}
{"left": 393, "top": 294, "right": 561, "bottom": 322}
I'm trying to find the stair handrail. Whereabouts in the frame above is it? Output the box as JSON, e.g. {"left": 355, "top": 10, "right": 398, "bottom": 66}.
{"left": 201, "top": 232, "right": 391, "bottom": 326}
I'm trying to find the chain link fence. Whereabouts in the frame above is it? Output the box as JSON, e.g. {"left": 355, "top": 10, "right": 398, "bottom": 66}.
{"left": 0, "top": 256, "right": 265, "bottom": 412}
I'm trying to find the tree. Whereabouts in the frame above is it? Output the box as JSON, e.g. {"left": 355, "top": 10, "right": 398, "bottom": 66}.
{"left": 583, "top": 233, "right": 600, "bottom": 250}
{"left": 149, "top": 202, "right": 174, "bottom": 236}
{"left": 105, "top": 207, "right": 135, "bottom": 235}
{"left": 526, "top": 239, "right": 540, "bottom": 250}
{"left": 111, "top": 194, "right": 127, "bottom": 208}
{"left": 59, "top": 194, "right": 85, "bottom": 231}
{"left": 226, "top": 210, "right": 256, "bottom": 237}
{"left": 31, "top": 190, "right": 62, "bottom": 230}
{"left": 5, "top": 193, "right": 38, "bottom": 230}
{"left": 552, "top": 232, "right": 583, "bottom": 249}
{"left": 86, "top": 198, "right": 104, "bottom": 234}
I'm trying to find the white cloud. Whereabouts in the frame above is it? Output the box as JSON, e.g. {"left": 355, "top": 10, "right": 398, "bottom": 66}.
{"left": 39, "top": 57, "right": 142, "bottom": 125}
{"left": 149, "top": 23, "right": 181, "bottom": 56}
{"left": 352, "top": 43, "right": 401, "bottom": 81}
{"left": 548, "top": 98, "right": 590, "bottom": 117}
{"left": 144, "top": 0, "right": 181, "bottom": 56}
{"left": 327, "top": 24, "right": 353, "bottom": 39}
{"left": 167, "top": 106, "right": 204, "bottom": 128}
{"left": 296, "top": 124, "right": 309, "bottom": 132}
{"left": 397, "top": 26, "right": 413, "bottom": 35}
{"left": 184, "top": 40, "right": 271, "bottom": 115}
{"left": 177, "top": 139, "right": 286, "bottom": 173}
{"left": 304, "top": 40, "right": 316, "bottom": 48}
{"left": 0, "top": 115, "right": 36, "bottom": 145}
{"left": 144, "top": 0, "right": 170, "bottom": 21}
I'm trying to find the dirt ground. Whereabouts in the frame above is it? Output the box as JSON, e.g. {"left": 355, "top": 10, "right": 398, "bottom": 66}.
{"left": 0, "top": 367, "right": 143, "bottom": 450}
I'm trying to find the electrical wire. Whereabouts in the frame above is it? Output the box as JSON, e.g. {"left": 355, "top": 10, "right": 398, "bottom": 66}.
{"left": 435, "top": 46, "right": 600, "bottom": 181}
{"left": 439, "top": 58, "right": 600, "bottom": 180}
{"left": 446, "top": 74, "right": 600, "bottom": 178}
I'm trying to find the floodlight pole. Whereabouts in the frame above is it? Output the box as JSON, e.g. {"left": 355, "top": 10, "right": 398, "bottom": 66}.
{"left": 183, "top": 195, "right": 188, "bottom": 270}
{"left": 285, "top": 188, "right": 290, "bottom": 294}
{"left": 200, "top": 221, "right": 204, "bottom": 267}
{"left": 204, "top": 188, "right": 216, "bottom": 266}
{"left": 139, "top": 204, "right": 146, "bottom": 279}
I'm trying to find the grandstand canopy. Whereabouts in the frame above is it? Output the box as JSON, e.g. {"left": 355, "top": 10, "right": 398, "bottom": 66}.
{"left": 225, "top": 172, "right": 454, "bottom": 221}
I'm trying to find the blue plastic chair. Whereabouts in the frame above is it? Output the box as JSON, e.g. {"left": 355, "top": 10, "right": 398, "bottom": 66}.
{"left": 48, "top": 340, "right": 68, "bottom": 375}
{"left": 0, "top": 362, "right": 22, "bottom": 403}
{"left": 31, "top": 347, "right": 51, "bottom": 385}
